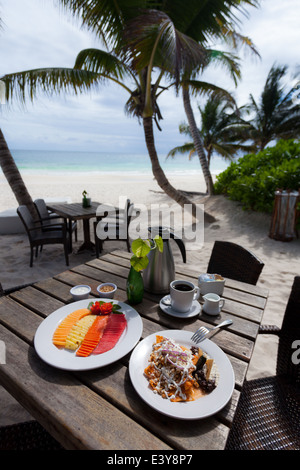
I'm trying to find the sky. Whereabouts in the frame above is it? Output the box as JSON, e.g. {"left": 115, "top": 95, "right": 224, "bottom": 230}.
{"left": 0, "top": 0, "right": 299, "bottom": 155}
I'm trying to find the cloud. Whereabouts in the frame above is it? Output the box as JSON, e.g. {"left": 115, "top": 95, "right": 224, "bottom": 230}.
{"left": 0, "top": 0, "right": 300, "bottom": 153}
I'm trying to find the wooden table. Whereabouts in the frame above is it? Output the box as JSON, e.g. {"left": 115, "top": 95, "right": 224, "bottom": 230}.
{"left": 0, "top": 250, "right": 268, "bottom": 451}
{"left": 46, "top": 201, "right": 102, "bottom": 253}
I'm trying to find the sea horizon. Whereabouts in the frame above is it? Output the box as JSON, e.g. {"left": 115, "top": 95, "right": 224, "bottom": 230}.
{"left": 3, "top": 148, "right": 233, "bottom": 177}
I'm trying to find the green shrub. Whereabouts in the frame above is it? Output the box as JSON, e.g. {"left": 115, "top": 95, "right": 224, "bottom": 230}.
{"left": 214, "top": 140, "right": 300, "bottom": 212}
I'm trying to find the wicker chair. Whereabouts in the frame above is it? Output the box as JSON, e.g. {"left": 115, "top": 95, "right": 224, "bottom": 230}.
{"left": 207, "top": 241, "right": 264, "bottom": 285}
{"left": 17, "top": 205, "right": 69, "bottom": 267}
{"left": 34, "top": 199, "right": 77, "bottom": 252}
{"left": 226, "top": 276, "right": 300, "bottom": 450}
{"left": 0, "top": 421, "right": 64, "bottom": 450}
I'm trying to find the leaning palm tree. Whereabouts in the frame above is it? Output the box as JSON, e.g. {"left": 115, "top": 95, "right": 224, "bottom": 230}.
{"left": 168, "top": 95, "right": 255, "bottom": 169}
{"left": 243, "top": 64, "right": 300, "bottom": 150}
{"left": 0, "top": 68, "right": 100, "bottom": 217}
{"left": 178, "top": 27, "right": 260, "bottom": 194}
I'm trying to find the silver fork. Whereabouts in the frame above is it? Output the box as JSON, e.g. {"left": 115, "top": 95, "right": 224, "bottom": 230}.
{"left": 191, "top": 319, "right": 233, "bottom": 344}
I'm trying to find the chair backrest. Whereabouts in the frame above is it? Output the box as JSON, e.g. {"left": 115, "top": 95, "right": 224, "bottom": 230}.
{"left": 124, "top": 198, "right": 130, "bottom": 212}
{"left": 207, "top": 241, "right": 264, "bottom": 285}
{"left": 117, "top": 203, "right": 134, "bottom": 238}
{"left": 276, "top": 276, "right": 300, "bottom": 387}
{"left": 34, "top": 199, "right": 49, "bottom": 220}
{"left": 17, "top": 205, "right": 41, "bottom": 240}
{"left": 117, "top": 200, "right": 132, "bottom": 230}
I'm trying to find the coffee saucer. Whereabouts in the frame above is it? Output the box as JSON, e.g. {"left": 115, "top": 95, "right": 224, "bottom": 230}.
{"left": 159, "top": 295, "right": 201, "bottom": 318}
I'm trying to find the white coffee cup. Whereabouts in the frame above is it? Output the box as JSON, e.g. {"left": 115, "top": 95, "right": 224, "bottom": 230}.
{"left": 170, "top": 280, "right": 200, "bottom": 313}
{"left": 203, "top": 293, "right": 225, "bottom": 315}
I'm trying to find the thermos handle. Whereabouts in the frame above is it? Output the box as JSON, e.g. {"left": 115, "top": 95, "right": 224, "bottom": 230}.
{"left": 169, "top": 231, "right": 186, "bottom": 263}
{"left": 147, "top": 226, "right": 187, "bottom": 264}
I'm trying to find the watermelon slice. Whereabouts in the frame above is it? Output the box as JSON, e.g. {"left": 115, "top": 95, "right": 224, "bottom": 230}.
{"left": 92, "top": 313, "right": 127, "bottom": 354}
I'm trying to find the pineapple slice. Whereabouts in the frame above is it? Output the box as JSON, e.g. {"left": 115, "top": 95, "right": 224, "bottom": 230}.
{"left": 65, "top": 315, "right": 97, "bottom": 350}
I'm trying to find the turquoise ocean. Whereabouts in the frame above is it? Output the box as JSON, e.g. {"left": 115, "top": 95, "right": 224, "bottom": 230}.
{"left": 9, "top": 149, "right": 231, "bottom": 176}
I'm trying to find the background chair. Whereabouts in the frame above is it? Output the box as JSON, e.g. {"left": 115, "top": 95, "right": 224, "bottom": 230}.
{"left": 226, "top": 276, "right": 300, "bottom": 450}
{"left": 34, "top": 199, "right": 77, "bottom": 251}
{"left": 94, "top": 199, "right": 134, "bottom": 256}
{"left": 207, "top": 241, "right": 264, "bottom": 285}
{"left": 0, "top": 420, "right": 64, "bottom": 450}
{"left": 17, "top": 205, "right": 69, "bottom": 267}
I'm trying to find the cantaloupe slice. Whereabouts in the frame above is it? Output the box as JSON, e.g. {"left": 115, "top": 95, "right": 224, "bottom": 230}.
{"left": 52, "top": 308, "right": 91, "bottom": 347}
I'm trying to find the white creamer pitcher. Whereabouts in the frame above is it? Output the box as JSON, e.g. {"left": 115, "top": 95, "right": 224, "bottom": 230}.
{"left": 203, "top": 293, "right": 225, "bottom": 315}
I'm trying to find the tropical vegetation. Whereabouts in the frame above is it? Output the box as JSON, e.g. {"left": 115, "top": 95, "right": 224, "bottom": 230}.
{"left": 240, "top": 64, "right": 300, "bottom": 151}
{"left": 167, "top": 94, "right": 255, "bottom": 168}
{"left": 214, "top": 139, "right": 300, "bottom": 212}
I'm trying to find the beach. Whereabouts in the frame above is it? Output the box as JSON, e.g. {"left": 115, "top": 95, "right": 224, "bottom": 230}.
{"left": 0, "top": 169, "right": 299, "bottom": 425}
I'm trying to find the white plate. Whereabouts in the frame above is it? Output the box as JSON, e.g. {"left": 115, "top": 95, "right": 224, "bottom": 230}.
{"left": 159, "top": 296, "right": 201, "bottom": 318}
{"left": 129, "top": 329, "right": 235, "bottom": 420}
{"left": 34, "top": 298, "right": 143, "bottom": 371}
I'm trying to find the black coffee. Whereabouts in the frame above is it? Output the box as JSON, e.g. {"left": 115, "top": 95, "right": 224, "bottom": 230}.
{"left": 174, "top": 283, "right": 193, "bottom": 292}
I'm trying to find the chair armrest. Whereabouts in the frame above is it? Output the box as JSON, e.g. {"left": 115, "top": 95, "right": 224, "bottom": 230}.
{"left": 41, "top": 215, "right": 64, "bottom": 222}
{"left": 28, "top": 222, "right": 66, "bottom": 232}
{"left": 259, "top": 324, "right": 281, "bottom": 334}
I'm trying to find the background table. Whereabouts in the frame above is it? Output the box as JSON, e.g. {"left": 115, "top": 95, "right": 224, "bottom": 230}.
{"left": 0, "top": 249, "right": 268, "bottom": 450}
{"left": 47, "top": 201, "right": 101, "bottom": 253}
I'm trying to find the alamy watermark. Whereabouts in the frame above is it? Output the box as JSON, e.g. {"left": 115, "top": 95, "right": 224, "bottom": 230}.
{"left": 96, "top": 196, "right": 204, "bottom": 249}
{"left": 291, "top": 340, "right": 300, "bottom": 365}
{"left": 0, "top": 340, "right": 6, "bottom": 364}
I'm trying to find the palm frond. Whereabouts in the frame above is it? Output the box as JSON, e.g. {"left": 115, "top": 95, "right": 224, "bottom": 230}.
{"left": 167, "top": 142, "right": 195, "bottom": 158}
{"left": 185, "top": 80, "right": 237, "bottom": 107}
{"left": 75, "top": 48, "right": 136, "bottom": 85}
{"left": 0, "top": 68, "right": 100, "bottom": 104}
{"left": 178, "top": 122, "right": 192, "bottom": 137}
{"left": 57, "top": 0, "right": 145, "bottom": 49}
{"left": 207, "top": 49, "right": 241, "bottom": 87}
{"left": 123, "top": 10, "right": 208, "bottom": 86}
{"left": 216, "top": 25, "right": 260, "bottom": 59}
{"left": 162, "top": 0, "right": 260, "bottom": 43}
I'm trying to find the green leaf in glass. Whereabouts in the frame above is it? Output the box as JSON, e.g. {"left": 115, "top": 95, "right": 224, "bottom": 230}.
{"left": 131, "top": 238, "right": 151, "bottom": 258}
{"left": 130, "top": 254, "right": 149, "bottom": 272}
{"left": 154, "top": 235, "right": 164, "bottom": 252}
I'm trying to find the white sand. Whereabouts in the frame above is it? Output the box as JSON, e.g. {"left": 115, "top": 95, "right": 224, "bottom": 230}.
{"left": 0, "top": 170, "right": 299, "bottom": 425}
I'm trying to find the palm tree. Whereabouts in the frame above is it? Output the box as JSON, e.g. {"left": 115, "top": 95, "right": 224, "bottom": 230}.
{"left": 57, "top": 0, "right": 260, "bottom": 213}
{"left": 0, "top": 68, "right": 100, "bottom": 217}
{"left": 244, "top": 64, "right": 300, "bottom": 151}
{"left": 178, "top": 29, "right": 260, "bottom": 194}
{"left": 128, "top": 5, "right": 260, "bottom": 195}
{"left": 73, "top": 14, "right": 213, "bottom": 221}
{"left": 168, "top": 95, "right": 255, "bottom": 169}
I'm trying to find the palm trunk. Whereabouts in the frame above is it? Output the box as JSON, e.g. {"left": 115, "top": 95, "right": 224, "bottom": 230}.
{"left": 143, "top": 116, "right": 215, "bottom": 223}
{"left": 0, "top": 129, "right": 37, "bottom": 219}
{"left": 182, "top": 86, "right": 214, "bottom": 195}
{"left": 207, "top": 147, "right": 212, "bottom": 169}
